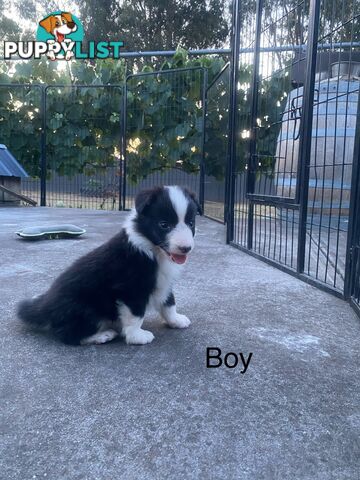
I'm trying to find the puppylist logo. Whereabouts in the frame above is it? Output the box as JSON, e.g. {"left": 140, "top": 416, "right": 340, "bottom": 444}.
{"left": 4, "top": 11, "right": 123, "bottom": 61}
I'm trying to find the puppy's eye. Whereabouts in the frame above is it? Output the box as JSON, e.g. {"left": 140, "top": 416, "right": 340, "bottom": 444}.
{"left": 187, "top": 220, "right": 194, "bottom": 228}
{"left": 55, "top": 21, "right": 60, "bottom": 26}
{"left": 159, "top": 221, "right": 171, "bottom": 230}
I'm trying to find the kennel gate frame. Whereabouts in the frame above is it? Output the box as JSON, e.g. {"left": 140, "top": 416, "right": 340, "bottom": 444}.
{"left": 226, "top": 0, "right": 360, "bottom": 307}
{"left": 202, "top": 62, "right": 231, "bottom": 224}
{"left": 121, "top": 66, "right": 208, "bottom": 211}
{"left": 0, "top": 83, "right": 124, "bottom": 209}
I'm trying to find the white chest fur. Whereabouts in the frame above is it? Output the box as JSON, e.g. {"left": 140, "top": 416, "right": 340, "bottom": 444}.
{"left": 148, "top": 250, "right": 183, "bottom": 310}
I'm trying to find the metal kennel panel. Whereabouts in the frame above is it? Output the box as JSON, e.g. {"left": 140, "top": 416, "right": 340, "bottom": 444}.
{"left": 245, "top": 0, "right": 311, "bottom": 273}
{"left": 227, "top": 0, "right": 258, "bottom": 249}
{"left": 345, "top": 73, "right": 360, "bottom": 314}
{"left": 228, "top": 0, "right": 309, "bottom": 268}
{"left": 249, "top": 1, "right": 309, "bottom": 206}
{"left": 0, "top": 84, "right": 42, "bottom": 206}
{"left": 227, "top": 0, "right": 360, "bottom": 300}
{"left": 122, "top": 67, "right": 206, "bottom": 210}
{"left": 303, "top": 0, "right": 360, "bottom": 292}
{"left": 44, "top": 85, "right": 123, "bottom": 210}
{"left": 203, "top": 63, "right": 230, "bottom": 223}
{"left": 348, "top": 179, "right": 360, "bottom": 315}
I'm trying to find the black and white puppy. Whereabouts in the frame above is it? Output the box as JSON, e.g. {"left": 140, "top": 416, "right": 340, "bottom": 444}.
{"left": 17, "top": 186, "right": 201, "bottom": 346}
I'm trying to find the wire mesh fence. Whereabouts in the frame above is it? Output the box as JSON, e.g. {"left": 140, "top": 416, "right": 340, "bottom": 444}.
{"left": 230, "top": 0, "right": 257, "bottom": 249}
{"left": 0, "top": 68, "right": 206, "bottom": 211}
{"left": 0, "top": 84, "right": 123, "bottom": 209}
{"left": 0, "top": 84, "right": 42, "bottom": 206}
{"left": 247, "top": 0, "right": 309, "bottom": 272}
{"left": 228, "top": 0, "right": 360, "bottom": 298}
{"left": 44, "top": 85, "right": 123, "bottom": 209}
{"left": 203, "top": 63, "right": 230, "bottom": 222}
{"left": 123, "top": 67, "right": 205, "bottom": 210}
{"left": 304, "top": 0, "right": 360, "bottom": 292}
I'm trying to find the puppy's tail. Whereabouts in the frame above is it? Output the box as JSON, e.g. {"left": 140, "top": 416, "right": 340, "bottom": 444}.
{"left": 17, "top": 296, "right": 48, "bottom": 330}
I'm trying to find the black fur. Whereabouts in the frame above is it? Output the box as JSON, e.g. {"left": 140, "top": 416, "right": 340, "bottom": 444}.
{"left": 164, "top": 292, "right": 175, "bottom": 307}
{"left": 17, "top": 185, "right": 201, "bottom": 345}
{"left": 17, "top": 230, "right": 157, "bottom": 344}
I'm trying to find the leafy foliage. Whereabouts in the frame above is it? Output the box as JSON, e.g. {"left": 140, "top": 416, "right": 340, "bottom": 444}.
{"left": 125, "top": 49, "right": 224, "bottom": 182}
{"left": 79, "top": 0, "right": 229, "bottom": 51}
{"left": 255, "top": 70, "right": 293, "bottom": 175}
{"left": 0, "top": 51, "right": 227, "bottom": 182}
{"left": 0, "top": 58, "right": 127, "bottom": 179}
{"left": 0, "top": 47, "right": 292, "bottom": 184}
{"left": 204, "top": 66, "right": 230, "bottom": 180}
{"left": 206, "top": 63, "right": 292, "bottom": 181}
{"left": 235, "top": 62, "right": 293, "bottom": 178}
{"left": 45, "top": 86, "right": 123, "bottom": 178}
{"left": 0, "top": 85, "right": 43, "bottom": 177}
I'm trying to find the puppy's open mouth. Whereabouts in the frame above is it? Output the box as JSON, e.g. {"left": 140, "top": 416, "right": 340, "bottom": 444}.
{"left": 160, "top": 247, "right": 187, "bottom": 264}
{"left": 56, "top": 32, "right": 65, "bottom": 42}
{"left": 169, "top": 253, "right": 187, "bottom": 265}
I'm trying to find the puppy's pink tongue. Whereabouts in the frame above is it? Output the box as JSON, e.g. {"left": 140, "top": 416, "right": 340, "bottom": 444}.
{"left": 170, "top": 254, "right": 187, "bottom": 264}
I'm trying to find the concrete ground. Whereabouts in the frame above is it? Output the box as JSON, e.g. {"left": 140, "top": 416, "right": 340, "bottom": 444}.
{"left": 1, "top": 207, "right": 359, "bottom": 480}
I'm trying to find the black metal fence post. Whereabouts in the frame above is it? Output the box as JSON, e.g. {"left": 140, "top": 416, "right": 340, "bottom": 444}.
{"left": 344, "top": 92, "right": 360, "bottom": 299}
{"left": 203, "top": 62, "right": 230, "bottom": 223}
{"left": 246, "top": 0, "right": 263, "bottom": 251}
{"left": 121, "top": 79, "right": 128, "bottom": 211}
{"left": 213, "top": 63, "right": 231, "bottom": 225}
{"left": 119, "top": 83, "right": 127, "bottom": 211}
{"left": 226, "top": 0, "right": 241, "bottom": 243}
{"left": 199, "top": 68, "right": 208, "bottom": 211}
{"left": 40, "top": 85, "right": 47, "bottom": 206}
{"left": 296, "top": 0, "right": 321, "bottom": 273}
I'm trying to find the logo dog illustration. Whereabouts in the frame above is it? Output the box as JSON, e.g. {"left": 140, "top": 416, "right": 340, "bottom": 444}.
{"left": 39, "top": 12, "right": 77, "bottom": 60}
{"left": 4, "top": 12, "right": 121, "bottom": 61}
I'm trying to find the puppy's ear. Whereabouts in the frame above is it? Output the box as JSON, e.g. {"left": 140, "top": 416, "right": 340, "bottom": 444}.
{"left": 135, "top": 187, "right": 162, "bottom": 215}
{"left": 39, "top": 16, "right": 56, "bottom": 34}
{"left": 62, "top": 12, "right": 73, "bottom": 23}
{"left": 184, "top": 188, "right": 202, "bottom": 216}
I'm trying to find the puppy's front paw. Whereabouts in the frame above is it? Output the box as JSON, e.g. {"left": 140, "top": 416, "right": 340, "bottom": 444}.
{"left": 125, "top": 328, "right": 155, "bottom": 345}
{"left": 166, "top": 313, "right": 191, "bottom": 329}
{"left": 65, "top": 50, "right": 74, "bottom": 60}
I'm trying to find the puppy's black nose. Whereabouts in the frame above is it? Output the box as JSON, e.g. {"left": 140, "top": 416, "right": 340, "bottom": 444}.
{"left": 67, "top": 21, "right": 75, "bottom": 28}
{"left": 178, "top": 246, "right": 191, "bottom": 254}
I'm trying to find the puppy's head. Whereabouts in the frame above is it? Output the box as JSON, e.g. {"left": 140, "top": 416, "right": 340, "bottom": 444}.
{"left": 134, "top": 186, "right": 202, "bottom": 264}
{"left": 39, "top": 13, "right": 77, "bottom": 41}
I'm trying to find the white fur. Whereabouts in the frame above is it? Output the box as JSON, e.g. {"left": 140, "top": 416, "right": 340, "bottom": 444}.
{"left": 123, "top": 209, "right": 154, "bottom": 258}
{"left": 80, "top": 329, "right": 118, "bottom": 345}
{"left": 53, "top": 15, "right": 77, "bottom": 40}
{"left": 166, "top": 185, "right": 188, "bottom": 222}
{"left": 118, "top": 303, "right": 154, "bottom": 345}
{"left": 161, "top": 304, "right": 191, "bottom": 328}
{"left": 167, "top": 222, "right": 194, "bottom": 254}
{"left": 119, "top": 187, "right": 195, "bottom": 343}
{"left": 165, "top": 186, "right": 194, "bottom": 254}
{"left": 149, "top": 248, "right": 184, "bottom": 310}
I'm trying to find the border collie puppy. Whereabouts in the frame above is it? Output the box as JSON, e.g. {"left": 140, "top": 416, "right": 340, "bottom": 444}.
{"left": 17, "top": 186, "right": 201, "bottom": 346}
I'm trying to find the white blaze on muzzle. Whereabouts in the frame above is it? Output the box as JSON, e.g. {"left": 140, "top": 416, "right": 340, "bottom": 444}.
{"left": 167, "top": 222, "right": 194, "bottom": 255}
{"left": 165, "top": 186, "right": 195, "bottom": 264}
